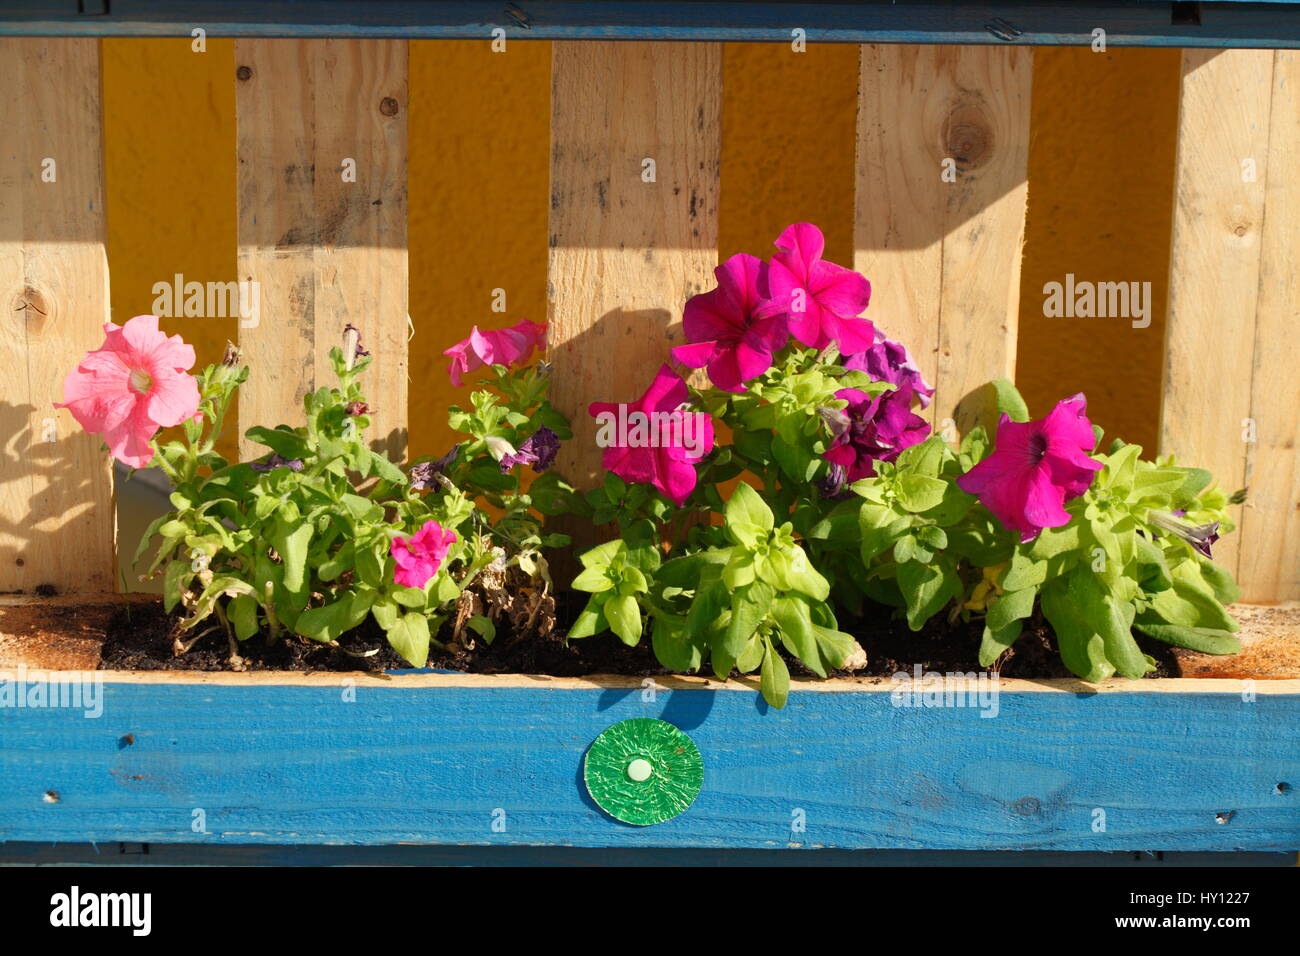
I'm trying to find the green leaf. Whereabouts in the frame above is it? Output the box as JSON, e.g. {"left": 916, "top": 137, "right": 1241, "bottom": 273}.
{"left": 979, "top": 620, "right": 1022, "bottom": 668}
{"left": 770, "top": 596, "right": 823, "bottom": 677}
{"left": 897, "top": 560, "right": 959, "bottom": 631}
{"left": 896, "top": 475, "right": 948, "bottom": 513}
{"left": 859, "top": 500, "right": 910, "bottom": 563}
{"left": 572, "top": 566, "right": 614, "bottom": 593}
{"left": 760, "top": 640, "right": 790, "bottom": 710}
{"left": 723, "top": 581, "right": 774, "bottom": 656}
{"left": 567, "top": 602, "right": 605, "bottom": 640}
{"left": 987, "top": 585, "right": 1038, "bottom": 632}
{"left": 228, "top": 593, "right": 260, "bottom": 641}
{"left": 990, "top": 378, "right": 1029, "bottom": 423}
{"left": 604, "top": 594, "right": 643, "bottom": 646}
{"left": 295, "top": 591, "right": 375, "bottom": 643}
{"left": 651, "top": 616, "right": 703, "bottom": 672}
{"left": 272, "top": 519, "right": 313, "bottom": 594}
{"left": 1145, "top": 560, "right": 1238, "bottom": 632}
{"left": 1134, "top": 621, "right": 1240, "bottom": 655}
{"left": 385, "top": 612, "right": 432, "bottom": 667}
{"left": 724, "top": 482, "right": 774, "bottom": 546}
{"left": 467, "top": 614, "right": 496, "bottom": 644}
{"left": 784, "top": 547, "right": 830, "bottom": 602}
{"left": 244, "top": 425, "right": 310, "bottom": 460}
{"left": 162, "top": 561, "right": 192, "bottom": 614}
{"left": 1040, "top": 575, "right": 1113, "bottom": 682}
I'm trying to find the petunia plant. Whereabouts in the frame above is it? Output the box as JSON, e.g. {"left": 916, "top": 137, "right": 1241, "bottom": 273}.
{"left": 564, "top": 222, "right": 1245, "bottom": 705}
{"left": 60, "top": 222, "right": 1245, "bottom": 705}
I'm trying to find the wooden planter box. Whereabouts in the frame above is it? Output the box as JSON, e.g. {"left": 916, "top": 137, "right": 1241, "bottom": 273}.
{"left": 2, "top": 4, "right": 1299, "bottom": 854}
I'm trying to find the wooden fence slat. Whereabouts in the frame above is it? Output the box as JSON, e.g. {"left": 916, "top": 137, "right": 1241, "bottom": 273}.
{"left": 235, "top": 38, "right": 409, "bottom": 461}
{"left": 0, "top": 38, "right": 115, "bottom": 593}
{"left": 1239, "top": 51, "right": 1300, "bottom": 603}
{"left": 854, "top": 45, "right": 1033, "bottom": 437}
{"left": 1163, "top": 49, "right": 1298, "bottom": 601}
{"left": 548, "top": 41, "right": 721, "bottom": 488}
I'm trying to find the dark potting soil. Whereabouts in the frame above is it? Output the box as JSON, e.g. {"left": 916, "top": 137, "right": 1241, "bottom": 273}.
{"left": 96, "top": 593, "right": 1180, "bottom": 679}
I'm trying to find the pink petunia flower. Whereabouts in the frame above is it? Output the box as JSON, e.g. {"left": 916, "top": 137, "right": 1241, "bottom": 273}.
{"left": 764, "top": 223, "right": 874, "bottom": 354}
{"left": 956, "top": 394, "right": 1104, "bottom": 543}
{"left": 56, "top": 314, "right": 200, "bottom": 469}
{"left": 443, "top": 319, "right": 547, "bottom": 386}
{"left": 841, "top": 326, "right": 935, "bottom": 409}
{"left": 823, "top": 383, "right": 931, "bottom": 484}
{"left": 671, "top": 253, "right": 788, "bottom": 392}
{"left": 588, "top": 365, "right": 715, "bottom": 506}
{"left": 390, "top": 519, "right": 458, "bottom": 589}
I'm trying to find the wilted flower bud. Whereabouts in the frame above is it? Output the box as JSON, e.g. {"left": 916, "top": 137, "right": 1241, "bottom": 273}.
{"left": 250, "top": 453, "right": 304, "bottom": 473}
{"left": 1148, "top": 510, "right": 1222, "bottom": 559}
{"left": 344, "top": 401, "right": 369, "bottom": 416}
{"left": 342, "top": 324, "right": 370, "bottom": 370}
{"left": 483, "top": 435, "right": 517, "bottom": 462}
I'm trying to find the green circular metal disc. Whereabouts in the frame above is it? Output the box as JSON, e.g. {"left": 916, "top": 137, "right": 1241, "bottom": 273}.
{"left": 583, "top": 718, "right": 704, "bottom": 826}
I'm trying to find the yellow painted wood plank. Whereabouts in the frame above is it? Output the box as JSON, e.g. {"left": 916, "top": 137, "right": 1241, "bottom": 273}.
{"left": 0, "top": 38, "right": 115, "bottom": 593}
{"left": 547, "top": 41, "right": 721, "bottom": 488}
{"left": 854, "top": 44, "right": 1032, "bottom": 436}
{"left": 235, "top": 38, "right": 409, "bottom": 461}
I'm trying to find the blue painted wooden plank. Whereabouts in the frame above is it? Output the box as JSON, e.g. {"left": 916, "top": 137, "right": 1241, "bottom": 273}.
{"left": 1, "top": 1, "right": 1300, "bottom": 47}
{"left": 1, "top": 841, "right": 1296, "bottom": 866}
{"left": 1, "top": 678, "right": 1297, "bottom": 850}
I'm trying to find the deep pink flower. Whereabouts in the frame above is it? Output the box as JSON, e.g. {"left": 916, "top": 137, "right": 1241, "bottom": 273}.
{"left": 443, "top": 319, "right": 547, "bottom": 386}
{"left": 957, "top": 394, "right": 1103, "bottom": 542}
{"left": 764, "top": 223, "right": 873, "bottom": 353}
{"left": 588, "top": 365, "right": 714, "bottom": 506}
{"left": 390, "top": 519, "right": 458, "bottom": 589}
{"left": 671, "top": 253, "right": 787, "bottom": 392}
{"left": 823, "top": 383, "right": 930, "bottom": 483}
{"left": 842, "top": 327, "right": 935, "bottom": 409}
{"left": 57, "top": 314, "right": 200, "bottom": 469}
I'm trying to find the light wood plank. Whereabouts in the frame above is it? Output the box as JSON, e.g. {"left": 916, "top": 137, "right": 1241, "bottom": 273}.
{"left": 0, "top": 38, "right": 115, "bottom": 593}
{"left": 1237, "top": 51, "right": 1300, "bottom": 603}
{"left": 548, "top": 41, "right": 721, "bottom": 488}
{"left": 854, "top": 45, "right": 1032, "bottom": 436}
{"left": 235, "top": 38, "right": 409, "bottom": 461}
{"left": 1162, "top": 49, "right": 1293, "bottom": 599}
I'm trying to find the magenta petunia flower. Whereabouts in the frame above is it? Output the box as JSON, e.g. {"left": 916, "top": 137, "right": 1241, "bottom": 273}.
{"left": 390, "top": 519, "right": 458, "bottom": 589}
{"left": 764, "top": 223, "right": 874, "bottom": 354}
{"left": 671, "top": 253, "right": 788, "bottom": 392}
{"left": 823, "top": 383, "right": 930, "bottom": 483}
{"left": 588, "top": 365, "right": 715, "bottom": 506}
{"left": 841, "top": 326, "right": 935, "bottom": 409}
{"left": 443, "top": 319, "right": 547, "bottom": 386}
{"left": 57, "top": 314, "right": 200, "bottom": 470}
{"left": 957, "top": 393, "right": 1104, "bottom": 542}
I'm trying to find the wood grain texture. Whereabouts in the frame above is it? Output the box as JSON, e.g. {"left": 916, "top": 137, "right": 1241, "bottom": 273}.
{"left": 235, "top": 38, "right": 408, "bottom": 461}
{"left": 0, "top": 38, "right": 115, "bottom": 594}
{"left": 855, "top": 44, "right": 1032, "bottom": 437}
{"left": 0, "top": 675, "right": 1296, "bottom": 849}
{"left": 548, "top": 41, "right": 720, "bottom": 488}
{"left": 1237, "top": 51, "right": 1300, "bottom": 603}
{"left": 1163, "top": 49, "right": 1297, "bottom": 601}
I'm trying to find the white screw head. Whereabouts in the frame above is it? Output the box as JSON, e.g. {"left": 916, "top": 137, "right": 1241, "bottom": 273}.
{"left": 626, "top": 758, "right": 653, "bottom": 782}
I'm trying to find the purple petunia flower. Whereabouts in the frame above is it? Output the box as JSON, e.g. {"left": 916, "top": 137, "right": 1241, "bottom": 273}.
{"left": 499, "top": 426, "right": 561, "bottom": 474}
{"left": 823, "top": 383, "right": 930, "bottom": 483}
{"left": 841, "top": 327, "right": 935, "bottom": 409}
